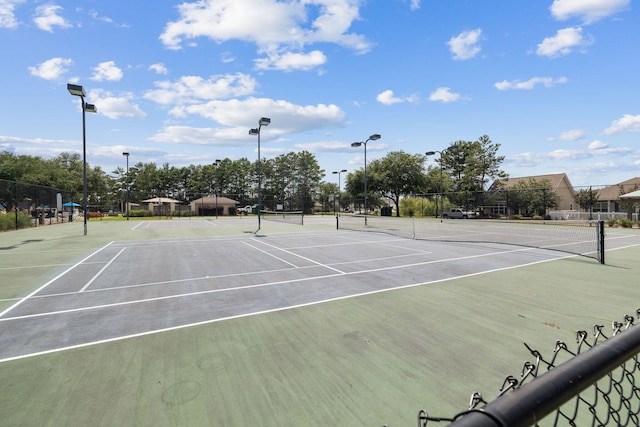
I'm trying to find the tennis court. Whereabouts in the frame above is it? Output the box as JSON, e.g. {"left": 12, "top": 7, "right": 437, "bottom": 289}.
{"left": 1, "top": 216, "right": 640, "bottom": 426}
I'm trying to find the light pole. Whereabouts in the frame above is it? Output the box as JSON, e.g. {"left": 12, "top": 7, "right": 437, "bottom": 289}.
{"left": 425, "top": 148, "right": 451, "bottom": 221}
{"left": 351, "top": 134, "right": 381, "bottom": 224}
{"left": 249, "top": 117, "right": 271, "bottom": 232}
{"left": 67, "top": 84, "right": 97, "bottom": 236}
{"left": 213, "top": 159, "right": 221, "bottom": 219}
{"left": 332, "top": 169, "right": 347, "bottom": 217}
{"left": 122, "top": 152, "right": 130, "bottom": 220}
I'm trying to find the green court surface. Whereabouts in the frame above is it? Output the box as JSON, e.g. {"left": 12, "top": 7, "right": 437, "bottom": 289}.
{"left": 1, "top": 217, "right": 639, "bottom": 426}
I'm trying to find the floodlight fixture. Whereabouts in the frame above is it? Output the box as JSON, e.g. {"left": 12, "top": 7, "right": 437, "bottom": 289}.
{"left": 67, "top": 84, "right": 85, "bottom": 97}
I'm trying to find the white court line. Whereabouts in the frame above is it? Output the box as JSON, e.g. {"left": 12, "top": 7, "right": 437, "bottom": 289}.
{"left": 0, "top": 249, "right": 449, "bottom": 302}
{"left": 0, "top": 242, "right": 115, "bottom": 318}
{"left": 0, "top": 244, "right": 544, "bottom": 323}
{"left": 242, "top": 241, "right": 299, "bottom": 268}
{"left": 250, "top": 237, "right": 346, "bottom": 274}
{"left": 80, "top": 247, "right": 127, "bottom": 292}
{"left": 131, "top": 222, "right": 146, "bottom": 230}
{"left": 0, "top": 250, "right": 574, "bottom": 364}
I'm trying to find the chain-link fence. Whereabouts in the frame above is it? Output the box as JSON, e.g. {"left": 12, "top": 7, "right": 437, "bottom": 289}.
{"left": 0, "top": 179, "right": 73, "bottom": 231}
{"left": 415, "top": 311, "right": 640, "bottom": 426}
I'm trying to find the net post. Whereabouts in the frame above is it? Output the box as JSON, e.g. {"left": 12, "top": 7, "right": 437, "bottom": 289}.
{"left": 598, "top": 220, "right": 605, "bottom": 264}
{"left": 336, "top": 215, "right": 339, "bottom": 230}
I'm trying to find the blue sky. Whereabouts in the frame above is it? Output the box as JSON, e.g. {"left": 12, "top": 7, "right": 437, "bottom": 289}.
{"left": 1, "top": 0, "right": 638, "bottom": 188}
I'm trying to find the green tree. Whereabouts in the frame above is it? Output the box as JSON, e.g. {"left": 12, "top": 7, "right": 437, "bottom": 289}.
{"left": 507, "top": 178, "right": 560, "bottom": 217}
{"left": 367, "top": 151, "right": 427, "bottom": 216}
{"left": 574, "top": 188, "right": 599, "bottom": 212}
{"left": 317, "top": 181, "right": 339, "bottom": 213}
{"left": 440, "top": 135, "right": 507, "bottom": 207}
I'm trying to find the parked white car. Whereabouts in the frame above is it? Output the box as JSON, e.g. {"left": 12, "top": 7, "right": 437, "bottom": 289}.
{"left": 442, "top": 208, "right": 475, "bottom": 219}
{"left": 237, "top": 205, "right": 252, "bottom": 214}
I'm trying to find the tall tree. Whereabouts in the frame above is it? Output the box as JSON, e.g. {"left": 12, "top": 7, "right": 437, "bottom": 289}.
{"left": 574, "top": 188, "right": 600, "bottom": 212}
{"left": 367, "top": 151, "right": 427, "bottom": 216}
{"left": 507, "top": 178, "right": 560, "bottom": 217}
{"left": 440, "top": 135, "right": 507, "bottom": 207}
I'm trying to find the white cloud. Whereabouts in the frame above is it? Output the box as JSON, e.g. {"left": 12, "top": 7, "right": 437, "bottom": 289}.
{"left": 169, "top": 97, "right": 345, "bottom": 134}
{"left": 293, "top": 141, "right": 355, "bottom": 152}
{"left": 446, "top": 29, "right": 482, "bottom": 60}
{"left": 550, "top": 0, "right": 630, "bottom": 24}
{"left": 88, "top": 89, "right": 147, "bottom": 120}
{"left": 548, "top": 129, "right": 586, "bottom": 141}
{"left": 428, "top": 87, "right": 461, "bottom": 103}
{"left": 144, "top": 73, "right": 258, "bottom": 105}
{"left": 376, "top": 90, "right": 420, "bottom": 105}
{"left": 409, "top": 0, "right": 421, "bottom": 11}
{"left": 33, "top": 4, "right": 71, "bottom": 32}
{"left": 28, "top": 57, "right": 73, "bottom": 80}
{"left": 494, "top": 76, "right": 568, "bottom": 90}
{"left": 255, "top": 50, "right": 327, "bottom": 71}
{"left": 376, "top": 90, "right": 402, "bottom": 105}
{"left": 149, "top": 97, "right": 345, "bottom": 146}
{"left": 588, "top": 140, "right": 608, "bottom": 150}
{"left": 0, "top": 0, "right": 25, "bottom": 28}
{"left": 507, "top": 140, "right": 632, "bottom": 167}
{"left": 536, "top": 27, "right": 592, "bottom": 57}
{"left": 159, "top": 0, "right": 371, "bottom": 71}
{"left": 149, "top": 63, "right": 168, "bottom": 75}
{"left": 91, "top": 61, "right": 123, "bottom": 81}
{"left": 586, "top": 140, "right": 632, "bottom": 155}
{"left": 603, "top": 114, "right": 640, "bottom": 135}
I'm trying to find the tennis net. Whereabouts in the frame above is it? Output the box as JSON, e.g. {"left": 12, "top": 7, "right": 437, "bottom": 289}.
{"left": 260, "top": 210, "right": 304, "bottom": 225}
{"left": 337, "top": 215, "right": 605, "bottom": 263}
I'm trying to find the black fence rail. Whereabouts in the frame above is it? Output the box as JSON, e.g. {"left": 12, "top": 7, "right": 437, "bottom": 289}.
{"left": 0, "top": 179, "right": 73, "bottom": 231}
{"left": 415, "top": 311, "right": 640, "bottom": 427}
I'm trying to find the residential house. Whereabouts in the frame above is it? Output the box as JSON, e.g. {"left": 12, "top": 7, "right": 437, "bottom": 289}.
{"left": 487, "top": 173, "right": 576, "bottom": 216}
{"left": 190, "top": 196, "right": 239, "bottom": 216}
{"left": 141, "top": 197, "right": 182, "bottom": 215}
{"left": 594, "top": 177, "right": 640, "bottom": 213}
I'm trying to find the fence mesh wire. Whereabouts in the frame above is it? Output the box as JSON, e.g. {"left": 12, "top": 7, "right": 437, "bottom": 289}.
{"left": 0, "top": 179, "right": 73, "bottom": 231}
{"left": 416, "top": 311, "right": 640, "bottom": 427}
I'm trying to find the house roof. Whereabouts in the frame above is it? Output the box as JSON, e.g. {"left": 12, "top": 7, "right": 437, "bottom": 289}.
{"left": 141, "top": 197, "right": 181, "bottom": 203}
{"left": 491, "top": 173, "right": 575, "bottom": 194}
{"left": 190, "top": 196, "right": 239, "bottom": 205}
{"left": 596, "top": 177, "right": 640, "bottom": 201}
{"left": 619, "top": 189, "right": 640, "bottom": 199}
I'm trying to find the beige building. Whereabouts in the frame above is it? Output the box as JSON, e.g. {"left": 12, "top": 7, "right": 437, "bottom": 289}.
{"left": 190, "top": 196, "right": 239, "bottom": 216}
{"left": 594, "top": 177, "right": 640, "bottom": 213}
{"left": 141, "top": 197, "right": 182, "bottom": 215}
{"left": 488, "top": 173, "right": 577, "bottom": 215}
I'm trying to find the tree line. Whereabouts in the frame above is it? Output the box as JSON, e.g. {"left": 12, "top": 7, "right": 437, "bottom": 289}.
{"left": 1, "top": 135, "right": 589, "bottom": 217}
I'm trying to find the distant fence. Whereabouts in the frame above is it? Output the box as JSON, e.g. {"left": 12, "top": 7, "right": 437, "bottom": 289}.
{"left": 550, "top": 210, "right": 638, "bottom": 222}
{"left": 0, "top": 179, "right": 73, "bottom": 231}
{"left": 415, "top": 311, "right": 640, "bottom": 427}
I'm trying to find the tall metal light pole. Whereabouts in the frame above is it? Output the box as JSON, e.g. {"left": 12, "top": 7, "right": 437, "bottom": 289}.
{"left": 213, "top": 159, "right": 221, "bottom": 219}
{"left": 122, "top": 152, "right": 130, "bottom": 220}
{"left": 249, "top": 117, "right": 271, "bottom": 232}
{"left": 67, "top": 84, "right": 97, "bottom": 236}
{"left": 332, "top": 169, "right": 347, "bottom": 217}
{"left": 425, "top": 148, "right": 451, "bottom": 221}
{"left": 351, "top": 134, "right": 381, "bottom": 224}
